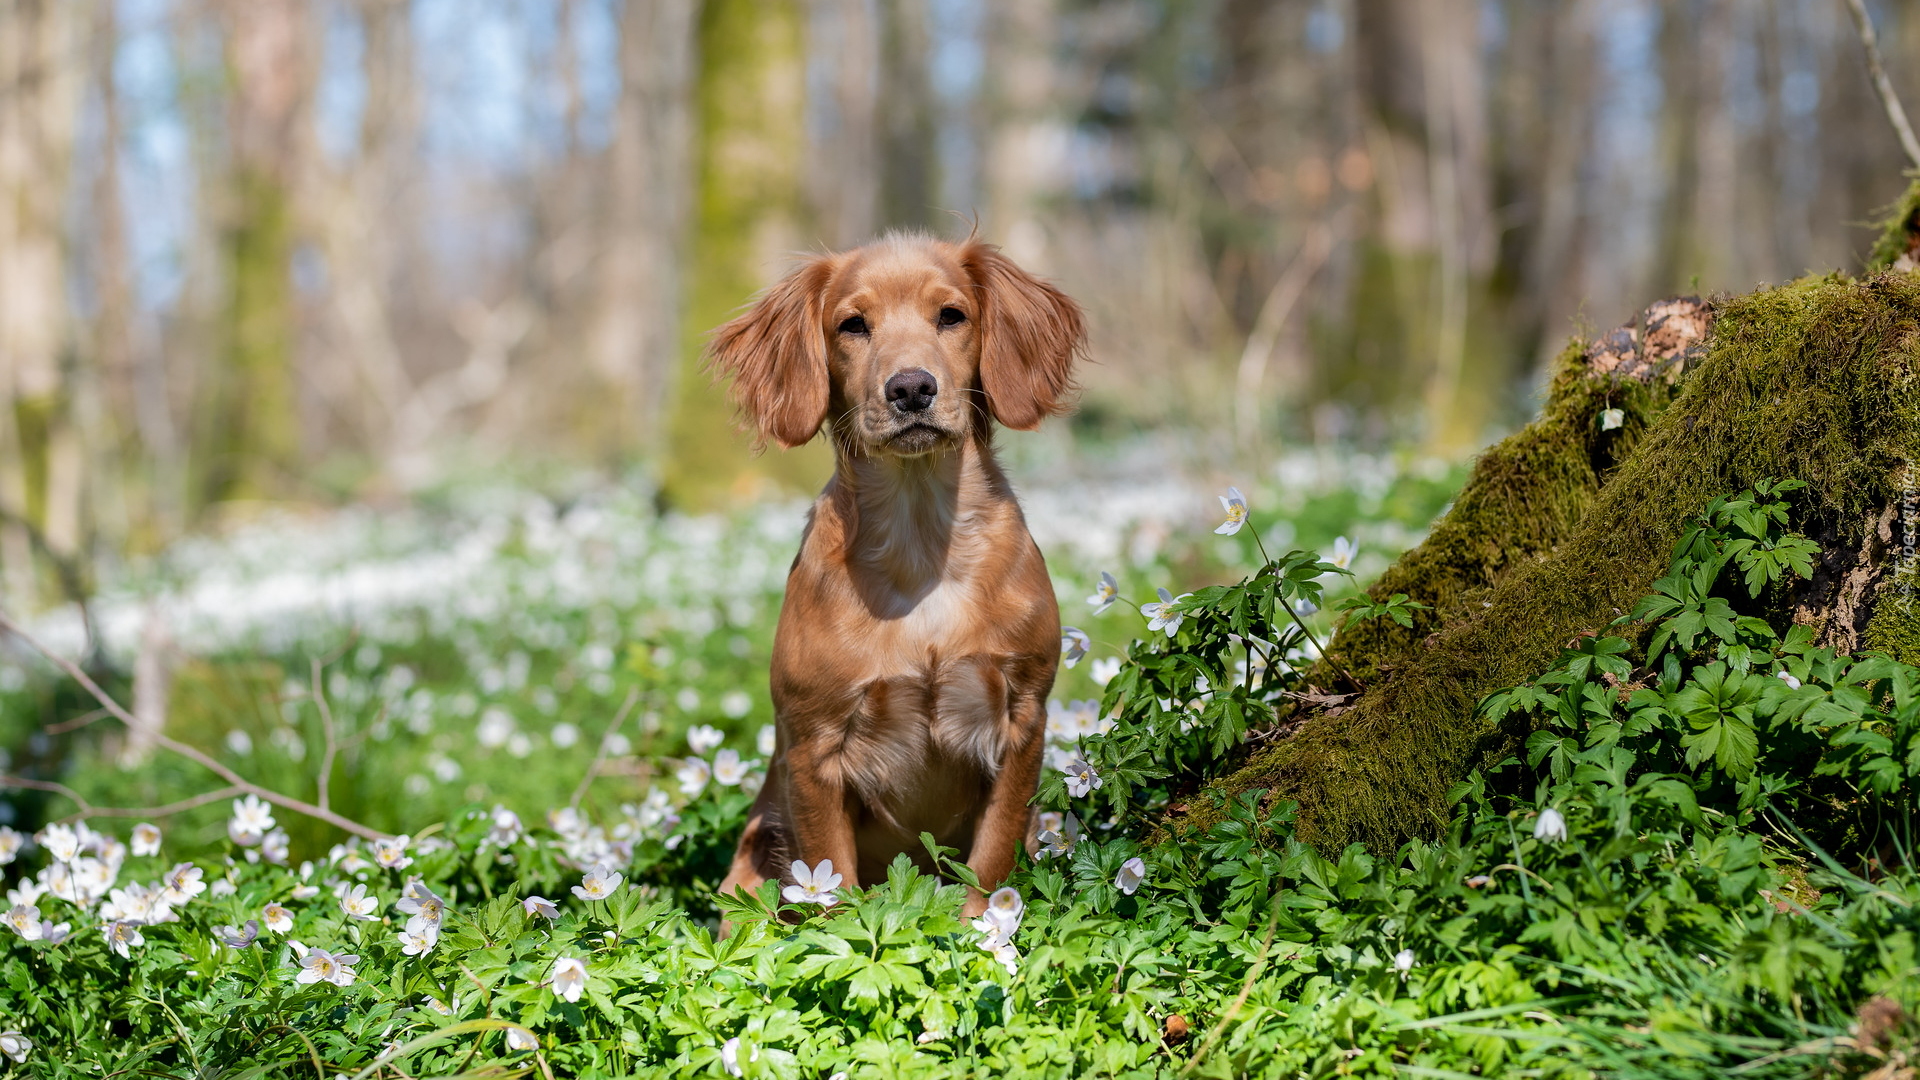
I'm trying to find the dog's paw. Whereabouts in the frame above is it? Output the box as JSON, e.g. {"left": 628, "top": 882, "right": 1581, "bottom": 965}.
{"left": 959, "top": 888, "right": 988, "bottom": 920}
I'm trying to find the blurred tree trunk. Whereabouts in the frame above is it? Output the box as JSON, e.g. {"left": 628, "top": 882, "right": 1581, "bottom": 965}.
{"left": 314, "top": 0, "right": 415, "bottom": 484}
{"left": 983, "top": 0, "right": 1060, "bottom": 264}
{"left": 812, "top": 0, "right": 879, "bottom": 247}
{"left": 661, "top": 0, "right": 826, "bottom": 509}
{"left": 1350, "top": 0, "right": 1500, "bottom": 456}
{"left": 86, "top": 0, "right": 134, "bottom": 556}
{"left": 0, "top": 0, "right": 85, "bottom": 610}
{"left": 878, "top": 0, "right": 936, "bottom": 231}
{"left": 587, "top": 0, "right": 696, "bottom": 455}
{"left": 1506, "top": 1, "right": 1595, "bottom": 367}
{"left": 197, "top": 0, "right": 310, "bottom": 509}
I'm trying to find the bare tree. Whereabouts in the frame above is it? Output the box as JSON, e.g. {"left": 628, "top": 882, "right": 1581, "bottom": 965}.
{"left": 0, "top": 0, "right": 85, "bottom": 609}
{"left": 196, "top": 0, "right": 313, "bottom": 507}
{"left": 587, "top": 0, "right": 697, "bottom": 450}
{"left": 661, "top": 0, "right": 825, "bottom": 508}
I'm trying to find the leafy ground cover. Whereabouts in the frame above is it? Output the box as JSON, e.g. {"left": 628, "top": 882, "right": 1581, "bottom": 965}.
{"left": 1, "top": 464, "right": 1916, "bottom": 1078}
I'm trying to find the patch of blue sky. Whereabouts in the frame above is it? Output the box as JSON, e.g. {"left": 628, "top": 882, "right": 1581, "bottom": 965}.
{"left": 114, "top": 0, "right": 196, "bottom": 312}
{"left": 414, "top": 0, "right": 532, "bottom": 165}
{"left": 315, "top": 2, "right": 367, "bottom": 163}
{"left": 1587, "top": 0, "right": 1664, "bottom": 298}
{"left": 929, "top": 0, "right": 984, "bottom": 216}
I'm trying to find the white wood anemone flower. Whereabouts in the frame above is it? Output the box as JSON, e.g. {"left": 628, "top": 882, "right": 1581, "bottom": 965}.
{"left": 676, "top": 757, "right": 712, "bottom": 797}
{"left": 572, "top": 865, "right": 623, "bottom": 902}
{"left": 550, "top": 956, "right": 587, "bottom": 1002}
{"left": 1115, "top": 857, "right": 1146, "bottom": 896}
{"left": 338, "top": 883, "right": 379, "bottom": 920}
{"left": 0, "top": 1031, "right": 31, "bottom": 1064}
{"left": 104, "top": 920, "right": 145, "bottom": 958}
{"left": 1215, "top": 486, "right": 1248, "bottom": 535}
{"left": 487, "top": 806, "right": 524, "bottom": 846}
{"left": 261, "top": 903, "right": 293, "bottom": 933}
{"left": 1329, "top": 536, "right": 1358, "bottom": 571}
{"left": 782, "top": 859, "right": 843, "bottom": 907}
{"left": 686, "top": 724, "right": 725, "bottom": 756}
{"left": 131, "top": 824, "right": 162, "bottom": 857}
{"left": 721, "top": 1036, "right": 759, "bottom": 1077}
{"left": 1064, "top": 758, "right": 1103, "bottom": 798}
{"left": 398, "top": 920, "right": 438, "bottom": 956}
{"left": 1533, "top": 807, "right": 1568, "bottom": 843}
{"left": 3, "top": 906, "right": 39, "bottom": 940}
{"left": 1086, "top": 571, "right": 1119, "bottom": 615}
{"left": 37, "top": 824, "right": 80, "bottom": 864}
{"left": 397, "top": 878, "right": 445, "bottom": 923}
{"left": 215, "top": 920, "right": 260, "bottom": 950}
{"left": 1142, "top": 588, "right": 1191, "bottom": 637}
{"left": 713, "top": 748, "right": 753, "bottom": 786}
{"left": 372, "top": 835, "right": 413, "bottom": 870}
{"left": 161, "top": 862, "right": 207, "bottom": 906}
{"left": 983, "top": 886, "right": 1024, "bottom": 933}
{"left": 229, "top": 795, "right": 276, "bottom": 846}
{"left": 294, "top": 946, "right": 359, "bottom": 986}
{"left": 1060, "top": 627, "right": 1090, "bottom": 667}
{"left": 1036, "top": 812, "right": 1081, "bottom": 860}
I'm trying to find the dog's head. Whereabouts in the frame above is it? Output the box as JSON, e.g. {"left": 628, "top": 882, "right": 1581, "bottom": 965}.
{"left": 708, "top": 234, "right": 1086, "bottom": 455}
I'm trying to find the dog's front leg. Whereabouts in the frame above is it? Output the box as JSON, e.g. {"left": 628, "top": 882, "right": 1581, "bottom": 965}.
{"left": 961, "top": 690, "right": 1047, "bottom": 917}
{"left": 782, "top": 738, "right": 862, "bottom": 887}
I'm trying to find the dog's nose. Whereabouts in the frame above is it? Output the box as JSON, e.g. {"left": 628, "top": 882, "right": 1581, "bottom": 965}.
{"left": 884, "top": 368, "right": 938, "bottom": 413}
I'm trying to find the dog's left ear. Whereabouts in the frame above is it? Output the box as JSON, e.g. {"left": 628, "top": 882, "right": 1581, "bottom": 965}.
{"left": 960, "top": 241, "right": 1087, "bottom": 430}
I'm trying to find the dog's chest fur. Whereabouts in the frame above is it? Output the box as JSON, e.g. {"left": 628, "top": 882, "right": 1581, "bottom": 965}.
{"left": 770, "top": 464, "right": 1056, "bottom": 845}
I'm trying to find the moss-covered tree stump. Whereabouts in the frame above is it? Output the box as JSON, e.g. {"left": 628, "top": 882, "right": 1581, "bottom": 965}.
{"left": 1206, "top": 202, "right": 1920, "bottom": 855}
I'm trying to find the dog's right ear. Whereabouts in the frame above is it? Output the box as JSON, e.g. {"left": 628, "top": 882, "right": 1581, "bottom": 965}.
{"left": 706, "top": 255, "right": 835, "bottom": 449}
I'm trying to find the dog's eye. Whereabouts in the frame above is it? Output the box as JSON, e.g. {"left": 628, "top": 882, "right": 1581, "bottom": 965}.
{"left": 838, "top": 315, "right": 868, "bottom": 335}
{"left": 938, "top": 307, "right": 966, "bottom": 327}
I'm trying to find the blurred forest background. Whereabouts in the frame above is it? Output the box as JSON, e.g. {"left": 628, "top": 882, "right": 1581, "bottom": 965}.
{"left": 3, "top": 0, "right": 1919, "bottom": 618}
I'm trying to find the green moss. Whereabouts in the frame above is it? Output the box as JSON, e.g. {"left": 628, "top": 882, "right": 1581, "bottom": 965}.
{"left": 1866, "top": 176, "right": 1920, "bottom": 272}
{"left": 1865, "top": 581, "right": 1920, "bottom": 665}
{"left": 1221, "top": 271, "right": 1920, "bottom": 854}
{"left": 1327, "top": 339, "right": 1675, "bottom": 685}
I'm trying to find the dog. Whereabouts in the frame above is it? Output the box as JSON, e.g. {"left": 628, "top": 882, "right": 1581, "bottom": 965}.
{"left": 710, "top": 233, "right": 1085, "bottom": 918}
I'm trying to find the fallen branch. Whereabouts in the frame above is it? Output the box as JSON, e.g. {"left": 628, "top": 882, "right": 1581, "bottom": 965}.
{"left": 312, "top": 656, "right": 340, "bottom": 813}
{"left": 0, "top": 504, "right": 101, "bottom": 668}
{"left": 0, "top": 609, "right": 388, "bottom": 841}
{"left": 0, "top": 775, "right": 246, "bottom": 824}
{"left": 569, "top": 687, "right": 642, "bottom": 810}
{"left": 42, "top": 706, "right": 110, "bottom": 735}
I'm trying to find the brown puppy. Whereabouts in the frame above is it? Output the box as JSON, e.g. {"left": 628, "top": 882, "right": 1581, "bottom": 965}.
{"left": 710, "top": 233, "right": 1085, "bottom": 918}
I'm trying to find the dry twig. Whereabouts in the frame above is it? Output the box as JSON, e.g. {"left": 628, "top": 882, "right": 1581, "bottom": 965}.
{"left": 1844, "top": 0, "right": 1920, "bottom": 170}
{"left": 569, "top": 687, "right": 642, "bottom": 810}
{"left": 0, "top": 609, "right": 386, "bottom": 840}
{"left": 0, "top": 775, "right": 247, "bottom": 823}
{"left": 312, "top": 656, "right": 341, "bottom": 812}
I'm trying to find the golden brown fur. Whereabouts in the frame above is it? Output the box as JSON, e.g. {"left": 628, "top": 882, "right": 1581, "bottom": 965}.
{"left": 708, "top": 234, "right": 1085, "bottom": 917}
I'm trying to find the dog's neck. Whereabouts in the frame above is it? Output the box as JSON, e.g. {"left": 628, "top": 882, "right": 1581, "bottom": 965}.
{"left": 830, "top": 436, "right": 1012, "bottom": 593}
